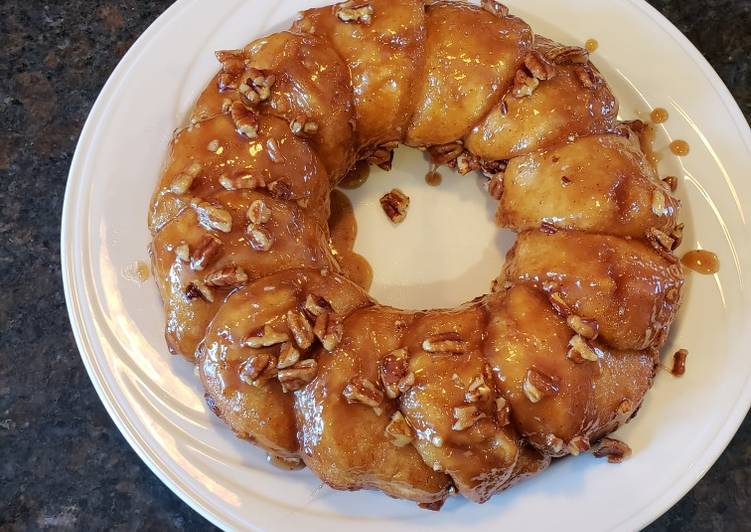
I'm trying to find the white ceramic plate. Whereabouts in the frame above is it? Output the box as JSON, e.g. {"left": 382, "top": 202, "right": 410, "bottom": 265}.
{"left": 62, "top": 0, "right": 751, "bottom": 530}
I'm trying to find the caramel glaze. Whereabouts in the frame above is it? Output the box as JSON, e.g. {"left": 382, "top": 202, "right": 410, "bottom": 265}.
{"left": 425, "top": 169, "right": 442, "bottom": 186}
{"left": 338, "top": 160, "right": 371, "bottom": 190}
{"left": 328, "top": 190, "right": 374, "bottom": 290}
{"left": 670, "top": 139, "right": 690, "bottom": 156}
{"left": 122, "top": 260, "right": 150, "bottom": 283}
{"left": 585, "top": 38, "right": 599, "bottom": 52}
{"left": 151, "top": 0, "right": 687, "bottom": 509}
{"left": 650, "top": 107, "right": 669, "bottom": 124}
{"left": 681, "top": 249, "right": 720, "bottom": 275}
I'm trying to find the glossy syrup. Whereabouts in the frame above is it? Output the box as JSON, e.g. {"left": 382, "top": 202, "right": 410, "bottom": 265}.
{"left": 328, "top": 190, "right": 373, "bottom": 290}
{"left": 670, "top": 140, "right": 690, "bottom": 156}
{"left": 650, "top": 107, "right": 669, "bottom": 124}
{"left": 585, "top": 38, "right": 599, "bottom": 52}
{"left": 681, "top": 249, "right": 719, "bottom": 275}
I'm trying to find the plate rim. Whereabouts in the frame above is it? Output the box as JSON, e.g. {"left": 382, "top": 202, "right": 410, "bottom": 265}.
{"left": 61, "top": 0, "right": 751, "bottom": 530}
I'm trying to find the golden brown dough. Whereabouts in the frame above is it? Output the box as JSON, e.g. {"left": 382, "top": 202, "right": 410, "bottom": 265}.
{"left": 149, "top": 0, "right": 687, "bottom": 509}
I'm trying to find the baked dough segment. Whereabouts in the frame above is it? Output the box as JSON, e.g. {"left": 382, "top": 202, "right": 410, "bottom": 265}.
{"left": 151, "top": 190, "right": 337, "bottom": 359}
{"left": 465, "top": 38, "right": 618, "bottom": 161}
{"left": 192, "top": 31, "right": 356, "bottom": 181}
{"left": 498, "top": 134, "right": 681, "bottom": 237}
{"left": 149, "top": 114, "right": 330, "bottom": 233}
{"left": 200, "top": 269, "right": 372, "bottom": 461}
{"left": 295, "top": 306, "right": 452, "bottom": 505}
{"left": 293, "top": 0, "right": 427, "bottom": 151}
{"left": 405, "top": 1, "right": 532, "bottom": 146}
{"left": 504, "top": 231, "right": 684, "bottom": 351}
{"left": 396, "top": 306, "right": 519, "bottom": 503}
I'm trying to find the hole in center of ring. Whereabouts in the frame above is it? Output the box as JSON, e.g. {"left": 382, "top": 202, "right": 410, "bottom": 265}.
{"left": 337, "top": 146, "right": 515, "bottom": 310}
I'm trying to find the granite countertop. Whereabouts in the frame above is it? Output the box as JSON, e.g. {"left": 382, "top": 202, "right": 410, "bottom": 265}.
{"left": 1, "top": 0, "right": 749, "bottom": 530}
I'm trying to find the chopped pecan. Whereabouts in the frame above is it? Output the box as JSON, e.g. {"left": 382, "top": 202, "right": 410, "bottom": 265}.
{"left": 184, "top": 281, "right": 214, "bottom": 303}
{"left": 540, "top": 220, "right": 558, "bottom": 234}
{"left": 174, "top": 243, "right": 190, "bottom": 263}
{"left": 545, "top": 434, "right": 565, "bottom": 454}
{"left": 243, "top": 324, "right": 290, "bottom": 348}
{"left": 313, "top": 311, "right": 343, "bottom": 351}
{"left": 267, "top": 179, "right": 294, "bottom": 200}
{"left": 593, "top": 437, "right": 632, "bottom": 463}
{"left": 465, "top": 375, "right": 492, "bottom": 404}
{"left": 524, "top": 51, "right": 556, "bottom": 81}
{"left": 266, "top": 138, "right": 284, "bottom": 163}
{"left": 365, "top": 142, "right": 398, "bottom": 171}
{"left": 566, "top": 315, "right": 599, "bottom": 340}
{"left": 207, "top": 139, "right": 221, "bottom": 153}
{"left": 427, "top": 142, "right": 463, "bottom": 166}
{"left": 523, "top": 367, "right": 559, "bottom": 403}
{"left": 303, "top": 294, "right": 333, "bottom": 318}
{"left": 384, "top": 410, "right": 413, "bottom": 447}
{"left": 278, "top": 359, "right": 317, "bottom": 392}
{"left": 246, "top": 199, "right": 271, "bottom": 225}
{"left": 548, "top": 292, "right": 572, "bottom": 316}
{"left": 289, "top": 116, "right": 318, "bottom": 136}
{"left": 194, "top": 202, "right": 233, "bottom": 233}
{"left": 286, "top": 309, "right": 314, "bottom": 350}
{"left": 190, "top": 234, "right": 223, "bottom": 271}
{"left": 670, "top": 223, "right": 684, "bottom": 250}
{"left": 455, "top": 151, "right": 482, "bottom": 175}
{"left": 567, "top": 334, "right": 599, "bottom": 363}
{"left": 219, "top": 173, "right": 266, "bottom": 191}
{"left": 203, "top": 264, "right": 248, "bottom": 287}
{"left": 495, "top": 396, "right": 510, "bottom": 426}
{"left": 671, "top": 349, "right": 688, "bottom": 377}
{"left": 543, "top": 44, "right": 589, "bottom": 65}
{"left": 646, "top": 227, "right": 676, "bottom": 252}
{"left": 574, "top": 66, "right": 602, "bottom": 90}
{"left": 379, "top": 188, "right": 410, "bottom": 224}
{"left": 246, "top": 224, "right": 273, "bottom": 252}
{"left": 170, "top": 162, "right": 202, "bottom": 194}
{"left": 378, "top": 349, "right": 410, "bottom": 399}
{"left": 488, "top": 173, "right": 504, "bottom": 200}
{"left": 481, "top": 0, "right": 509, "bottom": 17}
{"left": 568, "top": 435, "right": 591, "bottom": 456}
{"left": 230, "top": 101, "right": 259, "bottom": 139}
{"left": 651, "top": 189, "right": 669, "bottom": 217}
{"left": 239, "top": 353, "right": 277, "bottom": 385}
{"left": 239, "top": 68, "right": 275, "bottom": 104}
{"left": 276, "top": 342, "right": 301, "bottom": 369}
{"left": 422, "top": 332, "right": 467, "bottom": 354}
{"left": 343, "top": 376, "right": 384, "bottom": 408}
{"left": 335, "top": 1, "right": 373, "bottom": 24}
{"left": 452, "top": 405, "right": 486, "bottom": 431}
{"left": 663, "top": 175, "right": 678, "bottom": 192}
{"left": 512, "top": 69, "right": 539, "bottom": 98}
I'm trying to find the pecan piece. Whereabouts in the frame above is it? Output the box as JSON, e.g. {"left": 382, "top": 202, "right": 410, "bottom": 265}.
{"left": 184, "top": 281, "right": 214, "bottom": 303}
{"left": 567, "top": 334, "right": 599, "bottom": 363}
{"left": 574, "top": 66, "right": 602, "bottom": 90}
{"left": 174, "top": 243, "right": 190, "bottom": 263}
{"left": 335, "top": 1, "right": 373, "bottom": 24}
{"left": 548, "top": 292, "right": 572, "bottom": 316}
{"left": 523, "top": 367, "right": 559, "bottom": 403}
{"left": 276, "top": 342, "right": 301, "bottom": 369}
{"left": 671, "top": 349, "right": 688, "bottom": 377}
{"left": 247, "top": 199, "right": 271, "bottom": 225}
{"left": 303, "top": 294, "right": 333, "bottom": 318}
{"left": 452, "top": 405, "right": 486, "bottom": 431}
{"left": 593, "top": 437, "right": 632, "bottom": 463}
{"left": 194, "top": 202, "right": 232, "bottom": 233}
{"left": 190, "top": 234, "right": 223, "bottom": 271}
{"left": 646, "top": 227, "right": 676, "bottom": 252}
{"left": 378, "top": 348, "right": 410, "bottom": 399}
{"left": 289, "top": 116, "right": 319, "bottom": 136}
{"left": 481, "top": 0, "right": 509, "bottom": 17}
{"left": 278, "top": 359, "right": 317, "bottom": 392}
{"left": 343, "top": 376, "right": 384, "bottom": 408}
{"left": 465, "top": 376, "right": 492, "bottom": 404}
{"left": 651, "top": 189, "right": 669, "bottom": 217}
{"left": 379, "top": 188, "right": 410, "bottom": 224}
{"left": 204, "top": 264, "right": 248, "bottom": 287}
{"left": 524, "top": 51, "right": 556, "bottom": 81}
{"left": 568, "top": 435, "right": 591, "bottom": 456}
{"left": 286, "top": 309, "right": 314, "bottom": 350}
{"left": 243, "top": 324, "right": 289, "bottom": 348}
{"left": 495, "top": 396, "right": 510, "bottom": 426}
{"left": 422, "top": 332, "right": 467, "bottom": 354}
{"left": 239, "top": 353, "right": 277, "bottom": 385}
{"left": 313, "top": 311, "right": 343, "bottom": 351}
{"left": 427, "top": 142, "right": 463, "bottom": 166}
{"left": 663, "top": 175, "right": 678, "bottom": 192}
{"left": 219, "top": 173, "right": 265, "bottom": 191}
{"left": 384, "top": 410, "right": 413, "bottom": 447}
{"left": 545, "top": 434, "right": 565, "bottom": 454}
{"left": 170, "top": 162, "right": 202, "bottom": 195}
{"left": 230, "top": 101, "right": 259, "bottom": 139}
{"left": 246, "top": 224, "right": 273, "bottom": 252}
{"left": 267, "top": 179, "right": 294, "bottom": 200}
{"left": 488, "top": 173, "right": 504, "bottom": 200}
{"left": 512, "top": 69, "right": 540, "bottom": 98}
{"left": 544, "top": 44, "right": 589, "bottom": 65}
{"left": 566, "top": 315, "right": 599, "bottom": 340}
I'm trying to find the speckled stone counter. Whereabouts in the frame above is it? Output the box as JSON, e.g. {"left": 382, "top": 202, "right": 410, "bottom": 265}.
{"left": 1, "top": 1, "right": 749, "bottom": 530}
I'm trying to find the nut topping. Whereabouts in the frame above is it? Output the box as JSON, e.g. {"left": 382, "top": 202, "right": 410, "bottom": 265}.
{"left": 219, "top": 173, "right": 266, "bottom": 191}
{"left": 574, "top": 66, "right": 601, "bottom": 90}
{"left": 184, "top": 281, "right": 214, "bottom": 303}
{"left": 384, "top": 411, "right": 413, "bottom": 447}
{"left": 247, "top": 224, "right": 273, "bottom": 252}
{"left": 422, "top": 332, "right": 467, "bottom": 354}
{"left": 481, "top": 0, "right": 509, "bottom": 17}
{"left": 289, "top": 116, "right": 319, "bottom": 136}
{"left": 524, "top": 51, "right": 557, "bottom": 81}
{"left": 378, "top": 349, "right": 410, "bottom": 399}
{"left": 646, "top": 227, "right": 676, "bottom": 252}
{"left": 568, "top": 435, "right": 591, "bottom": 456}
{"left": 488, "top": 173, "right": 504, "bottom": 200}
{"left": 342, "top": 376, "right": 384, "bottom": 408}
{"left": 286, "top": 309, "right": 314, "bottom": 350}
{"left": 240, "top": 68, "right": 276, "bottom": 104}
{"left": 247, "top": 199, "right": 271, "bottom": 225}
{"left": 239, "top": 353, "right": 277, "bottom": 385}
{"left": 671, "top": 349, "right": 688, "bottom": 377}
{"left": 548, "top": 292, "right": 572, "bottom": 316}
{"left": 204, "top": 265, "right": 248, "bottom": 287}
{"left": 313, "top": 311, "right": 343, "bottom": 351}
{"left": 567, "top": 334, "right": 599, "bottom": 363}
{"left": 170, "top": 174, "right": 194, "bottom": 195}
{"left": 427, "top": 142, "right": 463, "bottom": 165}
{"left": 566, "top": 315, "right": 599, "bottom": 340}
{"left": 651, "top": 189, "right": 669, "bottom": 217}
{"left": 465, "top": 376, "right": 492, "bottom": 404}
{"left": 379, "top": 188, "right": 410, "bottom": 223}
{"left": 512, "top": 69, "right": 540, "bottom": 98}
{"left": 267, "top": 179, "right": 294, "bottom": 200}
{"left": 276, "top": 342, "right": 301, "bottom": 369}
{"left": 230, "top": 101, "right": 259, "bottom": 139}
{"left": 174, "top": 243, "right": 190, "bottom": 263}
{"left": 243, "top": 324, "right": 290, "bottom": 348}
{"left": 523, "top": 367, "right": 559, "bottom": 403}
{"left": 663, "top": 175, "right": 678, "bottom": 192}
{"left": 335, "top": 1, "right": 373, "bottom": 24}
{"left": 545, "top": 434, "right": 565, "bottom": 454}
{"left": 543, "top": 44, "right": 589, "bottom": 65}
{"left": 452, "top": 405, "right": 486, "bottom": 431}
{"left": 207, "top": 139, "right": 221, "bottom": 153}
{"left": 190, "top": 234, "right": 223, "bottom": 271}
{"left": 592, "top": 437, "right": 632, "bottom": 463}
{"left": 278, "top": 359, "right": 317, "bottom": 392}
{"left": 495, "top": 396, "right": 510, "bottom": 426}
{"left": 303, "top": 294, "right": 333, "bottom": 318}
{"left": 194, "top": 202, "right": 233, "bottom": 233}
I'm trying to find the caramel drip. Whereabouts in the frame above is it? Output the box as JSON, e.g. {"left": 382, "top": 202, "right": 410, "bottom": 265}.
{"left": 584, "top": 38, "right": 598, "bottom": 52}
{"left": 338, "top": 160, "right": 371, "bottom": 189}
{"left": 425, "top": 169, "right": 442, "bottom": 186}
{"left": 681, "top": 250, "right": 719, "bottom": 275}
{"left": 650, "top": 108, "right": 669, "bottom": 124}
{"left": 122, "top": 260, "right": 151, "bottom": 283}
{"left": 328, "top": 190, "right": 374, "bottom": 290}
{"left": 670, "top": 140, "right": 690, "bottom": 156}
